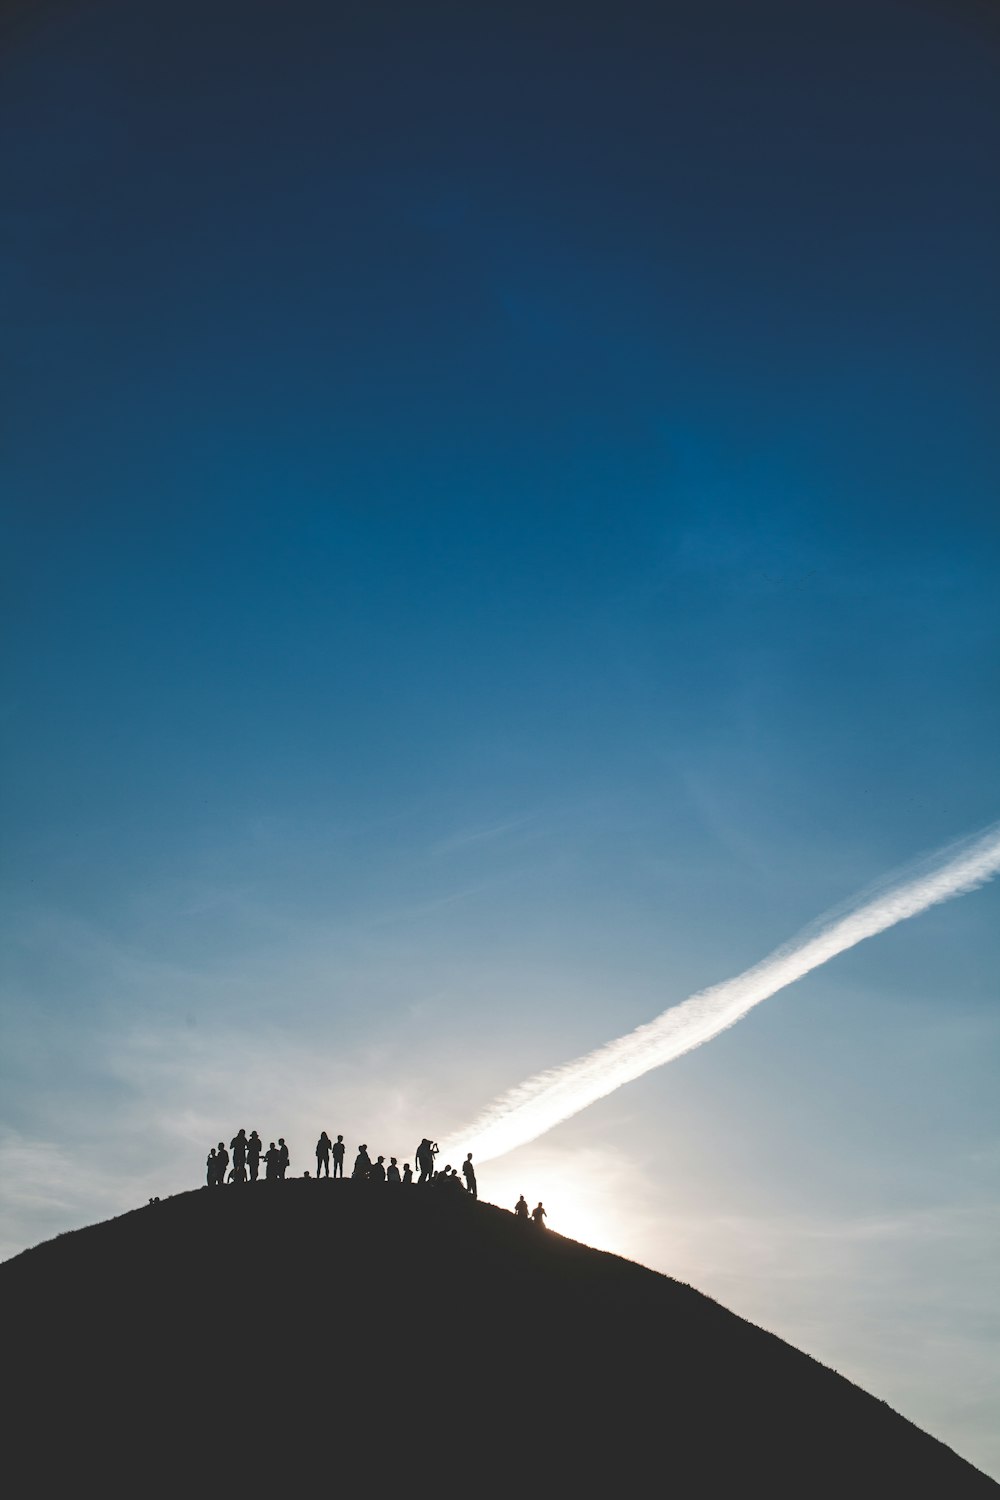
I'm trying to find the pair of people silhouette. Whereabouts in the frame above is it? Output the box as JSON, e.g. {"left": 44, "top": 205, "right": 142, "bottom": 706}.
{"left": 314, "top": 1132, "right": 347, "bottom": 1178}
{"left": 227, "top": 1129, "right": 268, "bottom": 1182}
{"left": 514, "top": 1195, "right": 547, "bottom": 1227}
{"left": 263, "top": 1139, "right": 290, "bottom": 1180}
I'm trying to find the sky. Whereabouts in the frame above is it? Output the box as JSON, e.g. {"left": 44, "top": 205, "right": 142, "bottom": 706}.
{"left": 2, "top": 0, "right": 999, "bottom": 1477}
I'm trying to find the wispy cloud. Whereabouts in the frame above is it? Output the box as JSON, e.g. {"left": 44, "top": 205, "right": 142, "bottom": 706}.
{"left": 439, "top": 820, "right": 1000, "bottom": 1162}
{"left": 429, "top": 812, "right": 538, "bottom": 857}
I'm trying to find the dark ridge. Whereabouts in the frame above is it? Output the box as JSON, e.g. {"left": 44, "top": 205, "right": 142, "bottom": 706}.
{"left": 3, "top": 1182, "right": 996, "bottom": 1498}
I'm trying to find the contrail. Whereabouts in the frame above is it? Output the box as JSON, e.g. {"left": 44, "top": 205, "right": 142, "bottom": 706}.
{"left": 439, "top": 821, "right": 1000, "bottom": 1164}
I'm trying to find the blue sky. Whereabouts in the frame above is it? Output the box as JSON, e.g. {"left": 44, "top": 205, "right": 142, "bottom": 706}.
{"left": 2, "top": 0, "right": 999, "bottom": 1478}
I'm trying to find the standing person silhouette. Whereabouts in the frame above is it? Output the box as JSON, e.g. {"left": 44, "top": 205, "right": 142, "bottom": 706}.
{"left": 316, "top": 1132, "right": 332, "bottom": 1178}
{"left": 415, "top": 1139, "right": 438, "bottom": 1184}
{"left": 514, "top": 1195, "right": 529, "bottom": 1221}
{"left": 215, "top": 1142, "right": 229, "bottom": 1187}
{"left": 230, "top": 1129, "right": 248, "bottom": 1175}
{"left": 402, "top": 1163, "right": 413, "bottom": 1186}
{"left": 462, "top": 1153, "right": 477, "bottom": 1199}
{"left": 532, "top": 1202, "right": 547, "bottom": 1229}
{"left": 247, "top": 1131, "right": 263, "bottom": 1182}
{"left": 353, "top": 1144, "right": 371, "bottom": 1181}
{"left": 332, "top": 1134, "right": 346, "bottom": 1179}
{"left": 386, "top": 1157, "right": 401, "bottom": 1184}
{"left": 264, "top": 1141, "right": 280, "bottom": 1180}
{"left": 277, "top": 1138, "right": 290, "bottom": 1180}
{"left": 370, "top": 1155, "right": 387, "bottom": 1184}
{"left": 206, "top": 1147, "right": 217, "bottom": 1186}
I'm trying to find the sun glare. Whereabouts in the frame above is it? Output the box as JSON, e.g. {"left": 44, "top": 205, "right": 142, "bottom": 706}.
{"left": 480, "top": 1153, "right": 631, "bottom": 1258}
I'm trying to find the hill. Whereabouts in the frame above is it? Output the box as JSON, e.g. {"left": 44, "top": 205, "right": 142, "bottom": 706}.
{"left": 3, "top": 1181, "right": 996, "bottom": 1497}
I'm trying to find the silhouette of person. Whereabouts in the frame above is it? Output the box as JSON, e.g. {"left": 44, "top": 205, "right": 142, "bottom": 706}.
{"left": 230, "top": 1129, "right": 248, "bottom": 1172}
{"left": 332, "top": 1134, "right": 346, "bottom": 1179}
{"left": 370, "top": 1155, "right": 387, "bottom": 1184}
{"left": 416, "top": 1139, "right": 438, "bottom": 1184}
{"left": 229, "top": 1160, "right": 247, "bottom": 1185}
{"left": 462, "top": 1153, "right": 477, "bottom": 1199}
{"left": 353, "top": 1145, "right": 371, "bottom": 1181}
{"left": 247, "top": 1131, "right": 263, "bottom": 1182}
{"left": 514, "top": 1195, "right": 529, "bottom": 1221}
{"left": 264, "top": 1141, "right": 281, "bottom": 1180}
{"left": 532, "top": 1202, "right": 547, "bottom": 1228}
{"left": 278, "top": 1138, "right": 289, "bottom": 1180}
{"left": 386, "top": 1157, "right": 401, "bottom": 1184}
{"left": 216, "top": 1142, "right": 230, "bottom": 1186}
{"left": 402, "top": 1163, "right": 413, "bottom": 1186}
{"left": 316, "top": 1132, "right": 332, "bottom": 1178}
{"left": 206, "top": 1147, "right": 217, "bottom": 1187}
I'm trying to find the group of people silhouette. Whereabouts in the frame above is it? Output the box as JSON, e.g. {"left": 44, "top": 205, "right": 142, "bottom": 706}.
{"left": 206, "top": 1130, "right": 288, "bottom": 1184}
{"left": 204, "top": 1129, "right": 546, "bottom": 1225}
{"left": 205, "top": 1131, "right": 480, "bottom": 1194}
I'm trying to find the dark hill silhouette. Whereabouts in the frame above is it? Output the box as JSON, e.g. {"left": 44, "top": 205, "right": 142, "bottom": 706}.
{"left": 3, "top": 1183, "right": 996, "bottom": 1497}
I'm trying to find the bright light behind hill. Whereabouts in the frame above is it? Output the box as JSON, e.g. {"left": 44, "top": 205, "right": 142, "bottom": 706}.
{"left": 476, "top": 1144, "right": 654, "bottom": 1261}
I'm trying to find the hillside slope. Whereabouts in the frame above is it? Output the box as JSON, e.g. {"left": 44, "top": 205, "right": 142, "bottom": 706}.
{"left": 3, "top": 1181, "right": 996, "bottom": 1498}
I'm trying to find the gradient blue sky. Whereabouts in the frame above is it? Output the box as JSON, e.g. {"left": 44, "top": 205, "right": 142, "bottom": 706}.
{"left": 2, "top": 0, "right": 999, "bottom": 1478}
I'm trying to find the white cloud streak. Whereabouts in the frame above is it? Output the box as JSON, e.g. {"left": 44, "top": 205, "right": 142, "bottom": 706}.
{"left": 440, "top": 821, "right": 1000, "bottom": 1164}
